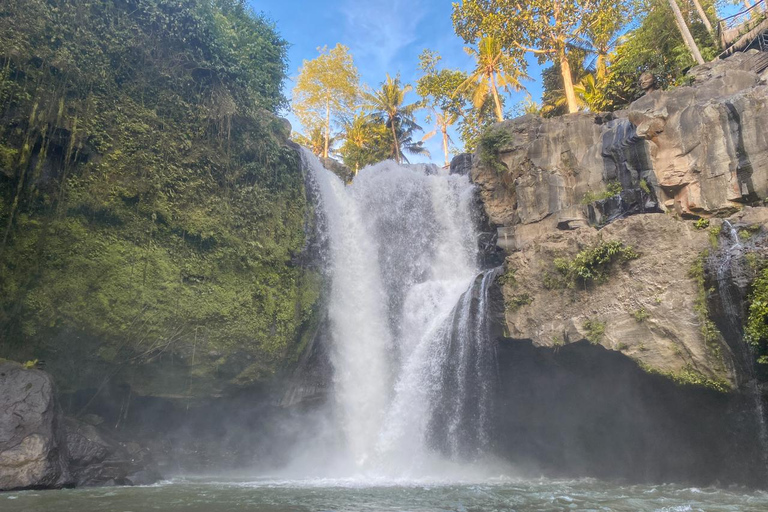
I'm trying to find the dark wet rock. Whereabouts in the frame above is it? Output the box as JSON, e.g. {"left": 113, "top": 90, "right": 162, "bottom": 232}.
{"left": 0, "top": 363, "right": 160, "bottom": 491}
{"left": 449, "top": 153, "right": 473, "bottom": 176}
{"left": 320, "top": 157, "right": 354, "bottom": 183}
{"left": 0, "top": 362, "right": 71, "bottom": 491}
{"left": 63, "top": 418, "right": 160, "bottom": 487}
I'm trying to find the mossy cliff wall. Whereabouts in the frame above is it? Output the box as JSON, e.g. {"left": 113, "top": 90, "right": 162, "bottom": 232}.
{"left": 0, "top": 0, "right": 321, "bottom": 399}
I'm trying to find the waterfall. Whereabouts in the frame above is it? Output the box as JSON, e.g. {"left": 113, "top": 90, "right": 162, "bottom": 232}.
{"left": 711, "top": 220, "right": 768, "bottom": 476}
{"left": 301, "top": 149, "right": 501, "bottom": 478}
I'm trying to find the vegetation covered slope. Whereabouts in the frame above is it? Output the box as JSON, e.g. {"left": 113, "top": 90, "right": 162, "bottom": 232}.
{"left": 0, "top": 0, "right": 320, "bottom": 398}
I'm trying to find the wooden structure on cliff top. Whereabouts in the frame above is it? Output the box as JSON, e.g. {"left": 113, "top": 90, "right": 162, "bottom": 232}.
{"left": 718, "top": 0, "right": 768, "bottom": 56}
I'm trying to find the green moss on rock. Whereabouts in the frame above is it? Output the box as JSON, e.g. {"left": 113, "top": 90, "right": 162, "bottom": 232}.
{"left": 0, "top": 0, "right": 319, "bottom": 397}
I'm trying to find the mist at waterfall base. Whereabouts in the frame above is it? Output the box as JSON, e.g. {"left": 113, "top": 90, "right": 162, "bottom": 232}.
{"left": 277, "top": 149, "right": 509, "bottom": 483}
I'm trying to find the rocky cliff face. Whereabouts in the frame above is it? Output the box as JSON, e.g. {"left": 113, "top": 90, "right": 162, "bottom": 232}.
{"left": 468, "top": 51, "right": 768, "bottom": 388}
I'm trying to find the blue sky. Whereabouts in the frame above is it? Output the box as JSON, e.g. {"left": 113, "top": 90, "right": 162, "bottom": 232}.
{"left": 251, "top": 0, "right": 546, "bottom": 164}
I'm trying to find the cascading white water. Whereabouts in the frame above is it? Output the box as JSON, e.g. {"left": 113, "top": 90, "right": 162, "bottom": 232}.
{"left": 302, "top": 149, "right": 502, "bottom": 479}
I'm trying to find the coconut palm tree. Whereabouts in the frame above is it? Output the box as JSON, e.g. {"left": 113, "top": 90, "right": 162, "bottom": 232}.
{"left": 362, "top": 74, "right": 422, "bottom": 164}
{"left": 423, "top": 110, "right": 459, "bottom": 167}
{"left": 454, "top": 36, "right": 527, "bottom": 122}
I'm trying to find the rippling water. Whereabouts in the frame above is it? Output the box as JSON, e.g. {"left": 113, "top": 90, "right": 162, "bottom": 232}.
{"left": 4, "top": 478, "right": 768, "bottom": 512}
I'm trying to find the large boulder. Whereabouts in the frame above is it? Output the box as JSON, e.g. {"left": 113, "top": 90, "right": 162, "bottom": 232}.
{"left": 64, "top": 417, "right": 160, "bottom": 487}
{"left": 0, "top": 362, "right": 160, "bottom": 491}
{"left": 0, "top": 362, "right": 70, "bottom": 491}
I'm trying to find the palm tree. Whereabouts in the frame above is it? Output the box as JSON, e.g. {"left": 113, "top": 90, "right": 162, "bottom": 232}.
{"left": 294, "top": 125, "right": 333, "bottom": 157}
{"left": 543, "top": 72, "right": 606, "bottom": 114}
{"left": 666, "top": 0, "right": 705, "bottom": 64}
{"left": 455, "top": 36, "right": 527, "bottom": 122}
{"left": 423, "top": 110, "right": 459, "bottom": 167}
{"left": 362, "top": 74, "right": 421, "bottom": 164}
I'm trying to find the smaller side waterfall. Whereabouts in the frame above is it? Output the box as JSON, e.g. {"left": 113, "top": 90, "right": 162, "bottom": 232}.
{"left": 709, "top": 220, "right": 768, "bottom": 477}
{"left": 427, "top": 267, "right": 502, "bottom": 461}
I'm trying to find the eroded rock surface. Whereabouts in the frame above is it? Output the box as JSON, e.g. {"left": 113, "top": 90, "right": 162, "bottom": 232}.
{"left": 0, "top": 362, "right": 70, "bottom": 491}
{"left": 465, "top": 52, "right": 768, "bottom": 386}
{"left": 0, "top": 362, "right": 159, "bottom": 491}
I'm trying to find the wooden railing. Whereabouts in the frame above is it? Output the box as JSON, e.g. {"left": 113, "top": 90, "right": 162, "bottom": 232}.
{"left": 717, "top": 0, "right": 768, "bottom": 50}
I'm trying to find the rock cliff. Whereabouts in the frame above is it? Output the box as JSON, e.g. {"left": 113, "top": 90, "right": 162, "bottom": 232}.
{"left": 0, "top": 362, "right": 159, "bottom": 491}
{"left": 468, "top": 51, "right": 768, "bottom": 388}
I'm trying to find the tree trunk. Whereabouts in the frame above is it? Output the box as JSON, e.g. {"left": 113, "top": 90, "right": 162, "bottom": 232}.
{"left": 390, "top": 119, "right": 401, "bottom": 164}
{"left": 441, "top": 125, "right": 449, "bottom": 167}
{"left": 323, "top": 99, "right": 330, "bottom": 159}
{"left": 559, "top": 49, "right": 579, "bottom": 114}
{"left": 489, "top": 73, "right": 504, "bottom": 121}
{"left": 667, "top": 0, "right": 706, "bottom": 64}
{"left": 691, "top": 0, "right": 714, "bottom": 35}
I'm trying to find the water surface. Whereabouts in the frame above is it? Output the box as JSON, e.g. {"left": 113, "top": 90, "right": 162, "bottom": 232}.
{"left": 5, "top": 477, "right": 768, "bottom": 512}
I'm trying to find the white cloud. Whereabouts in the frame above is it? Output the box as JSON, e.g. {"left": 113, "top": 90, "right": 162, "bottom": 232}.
{"left": 337, "top": 0, "right": 427, "bottom": 83}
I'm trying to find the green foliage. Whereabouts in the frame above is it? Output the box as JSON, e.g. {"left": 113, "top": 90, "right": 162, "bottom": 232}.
{"left": 459, "top": 99, "right": 499, "bottom": 153}
{"left": 689, "top": 252, "right": 724, "bottom": 359}
{"left": 416, "top": 50, "right": 468, "bottom": 165}
{"left": 361, "top": 74, "right": 427, "bottom": 164}
{"left": 506, "top": 293, "right": 533, "bottom": 311}
{"left": 292, "top": 44, "right": 360, "bottom": 159}
{"left": 632, "top": 308, "right": 650, "bottom": 323}
{"left": 23, "top": 359, "right": 38, "bottom": 369}
{"left": 694, "top": 218, "right": 710, "bottom": 230}
{"left": 478, "top": 126, "right": 513, "bottom": 173}
{"left": 745, "top": 265, "right": 768, "bottom": 352}
{"left": 338, "top": 113, "right": 393, "bottom": 172}
{"left": 455, "top": 36, "right": 527, "bottom": 122}
{"left": 583, "top": 318, "right": 606, "bottom": 344}
{"left": 709, "top": 225, "right": 722, "bottom": 248}
{"left": 639, "top": 178, "right": 651, "bottom": 194}
{"left": 0, "top": 0, "right": 317, "bottom": 394}
{"left": 581, "top": 181, "right": 623, "bottom": 204}
{"left": 601, "top": 0, "right": 718, "bottom": 110}
{"left": 547, "top": 240, "right": 639, "bottom": 289}
{"left": 639, "top": 362, "right": 730, "bottom": 392}
{"left": 738, "top": 224, "right": 761, "bottom": 240}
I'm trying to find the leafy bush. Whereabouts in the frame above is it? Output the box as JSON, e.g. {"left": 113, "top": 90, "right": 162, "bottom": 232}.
{"left": 546, "top": 240, "right": 639, "bottom": 289}
{"left": 745, "top": 266, "right": 768, "bottom": 351}
{"left": 583, "top": 318, "right": 606, "bottom": 344}
{"left": 581, "top": 181, "right": 623, "bottom": 204}
{"left": 478, "top": 126, "right": 513, "bottom": 173}
{"left": 632, "top": 308, "right": 650, "bottom": 323}
{"left": 694, "top": 218, "right": 710, "bottom": 230}
{"left": 506, "top": 293, "right": 533, "bottom": 311}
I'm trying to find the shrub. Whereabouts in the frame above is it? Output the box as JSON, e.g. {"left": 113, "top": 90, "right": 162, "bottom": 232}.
{"left": 745, "top": 267, "right": 768, "bottom": 350}
{"left": 581, "top": 181, "right": 623, "bottom": 204}
{"left": 694, "top": 218, "right": 710, "bottom": 230}
{"left": 547, "top": 240, "right": 639, "bottom": 289}
{"left": 583, "top": 318, "right": 606, "bottom": 344}
{"left": 506, "top": 293, "right": 533, "bottom": 311}
{"left": 632, "top": 308, "right": 650, "bottom": 322}
{"left": 478, "top": 126, "right": 513, "bottom": 173}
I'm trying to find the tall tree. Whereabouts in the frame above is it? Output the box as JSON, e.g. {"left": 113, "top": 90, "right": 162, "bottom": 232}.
{"left": 582, "top": 0, "right": 632, "bottom": 79}
{"left": 690, "top": 0, "right": 714, "bottom": 35}
{"left": 416, "top": 50, "right": 468, "bottom": 166}
{"left": 453, "top": 0, "right": 598, "bottom": 114}
{"left": 362, "top": 74, "right": 423, "bottom": 164}
{"left": 454, "top": 36, "right": 526, "bottom": 122}
{"left": 666, "top": 0, "right": 705, "bottom": 64}
{"left": 292, "top": 44, "right": 359, "bottom": 158}
{"left": 338, "top": 112, "right": 392, "bottom": 173}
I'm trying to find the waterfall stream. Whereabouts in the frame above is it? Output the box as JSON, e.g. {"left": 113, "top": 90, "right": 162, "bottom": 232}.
{"left": 712, "top": 220, "right": 768, "bottom": 475}
{"left": 301, "top": 150, "right": 502, "bottom": 479}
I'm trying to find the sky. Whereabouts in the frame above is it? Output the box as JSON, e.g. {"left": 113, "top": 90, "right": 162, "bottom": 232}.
{"left": 251, "top": 0, "right": 547, "bottom": 164}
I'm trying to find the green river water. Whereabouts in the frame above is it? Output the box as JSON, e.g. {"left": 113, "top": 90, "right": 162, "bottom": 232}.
{"left": 4, "top": 477, "right": 768, "bottom": 512}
